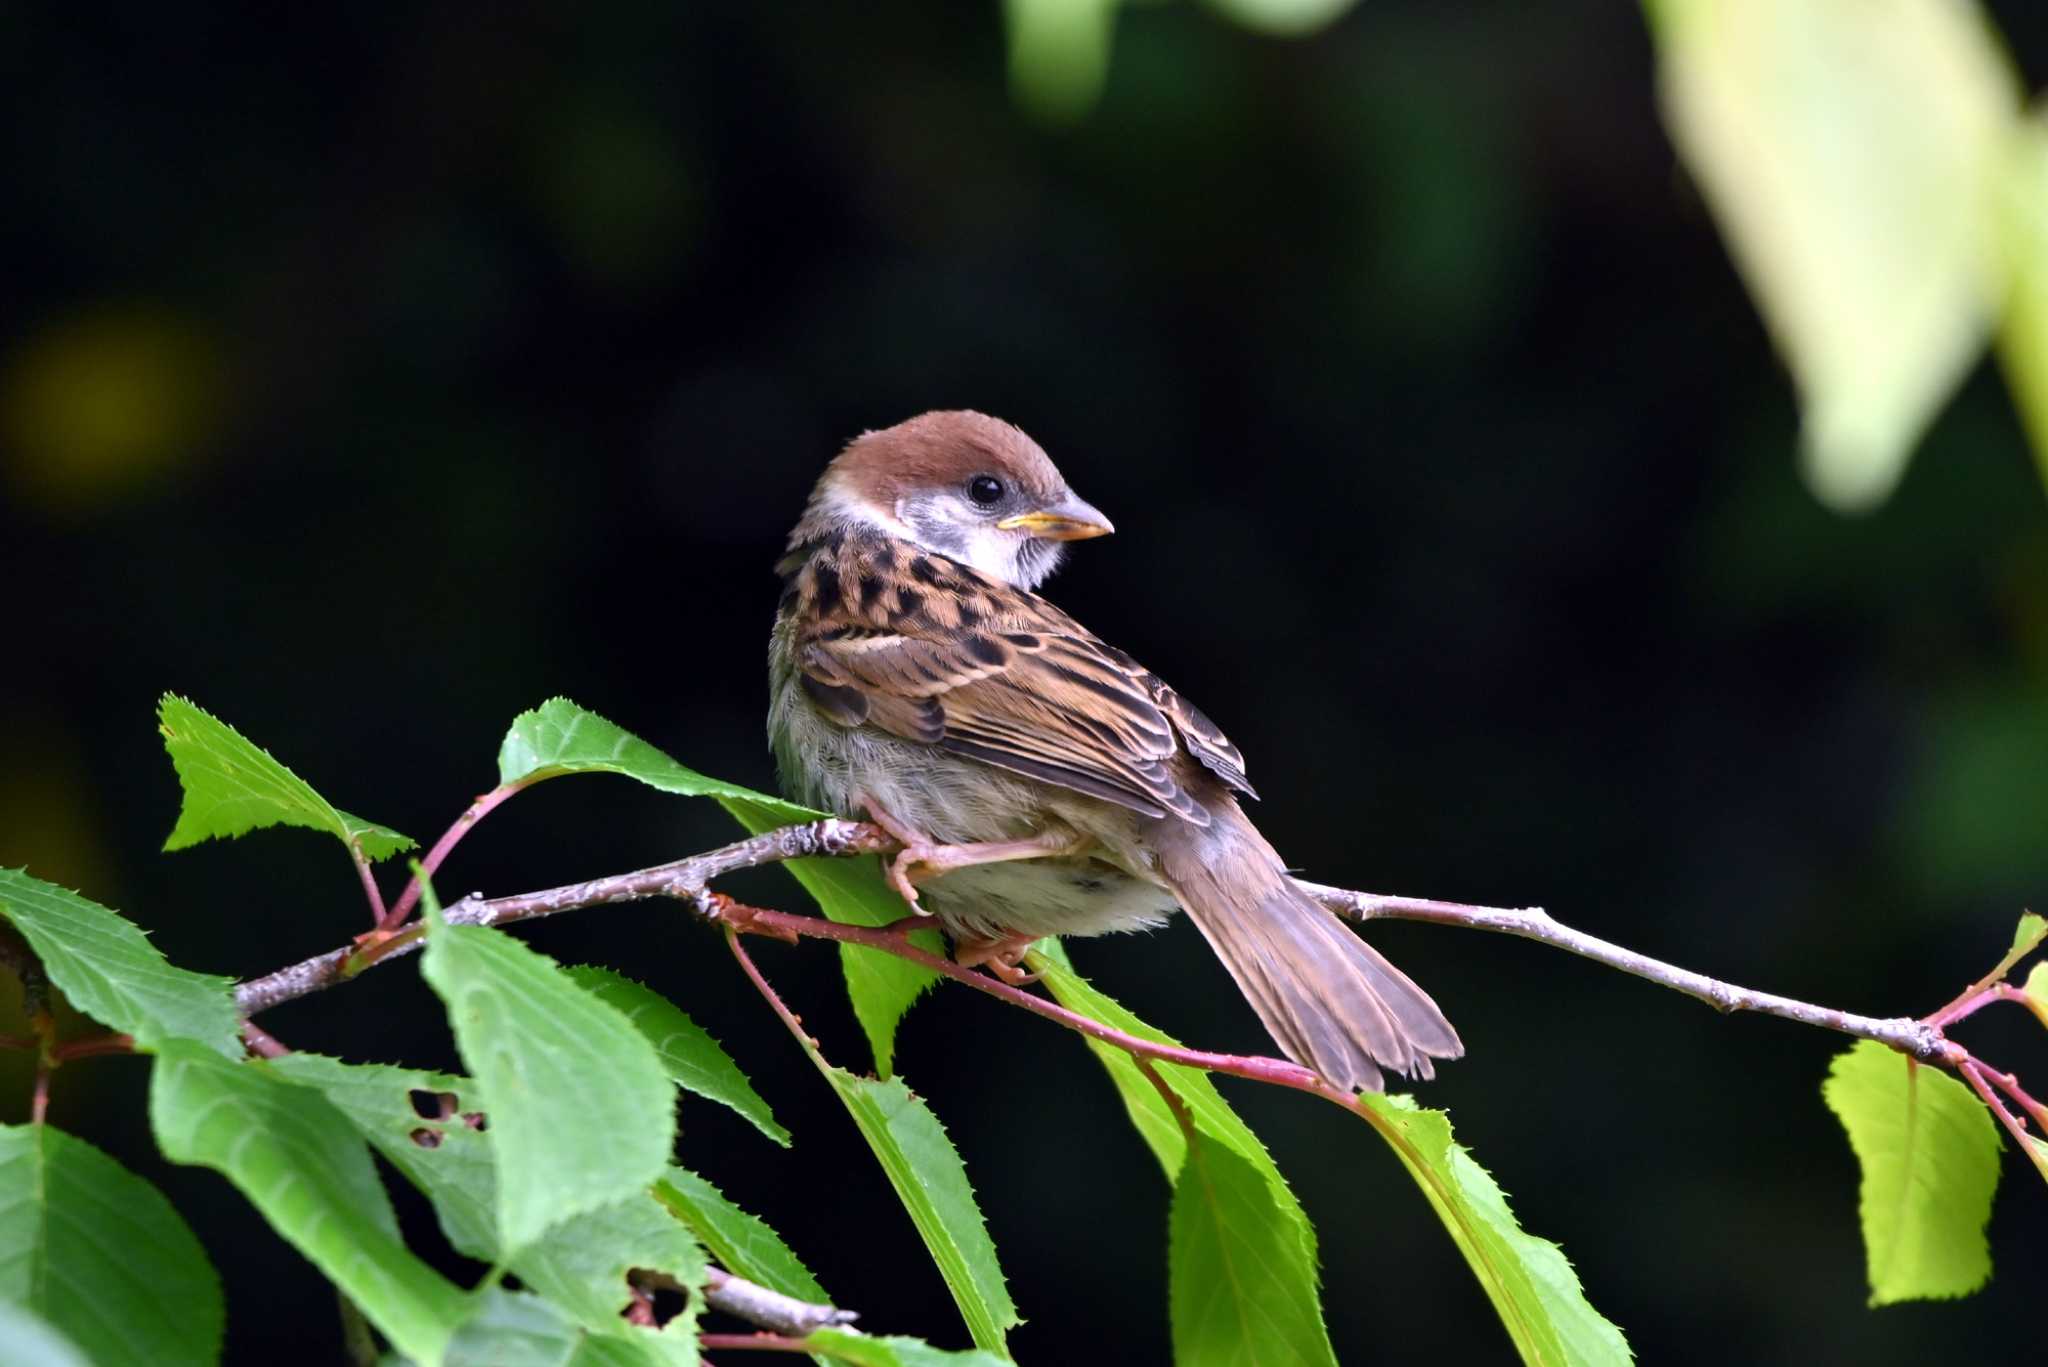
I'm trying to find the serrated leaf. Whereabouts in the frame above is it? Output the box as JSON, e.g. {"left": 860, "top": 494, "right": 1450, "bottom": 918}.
{"left": 1651, "top": 0, "right": 2019, "bottom": 511}
{"left": 421, "top": 921, "right": 674, "bottom": 1253}
{"left": 157, "top": 694, "right": 414, "bottom": 859}
{"left": 494, "top": 697, "right": 939, "bottom": 1075}
{"left": 563, "top": 967, "right": 788, "bottom": 1146}
{"left": 802, "top": 1328, "right": 1012, "bottom": 1367}
{"left": 148, "top": 1043, "right": 470, "bottom": 1362}
{"left": 1032, "top": 944, "right": 1328, "bottom": 1355}
{"left": 0, "top": 1124, "right": 222, "bottom": 1367}
{"left": 1170, "top": 1130, "right": 1335, "bottom": 1367}
{"left": 0, "top": 1302, "right": 92, "bottom": 1367}
{"left": 825, "top": 1070, "right": 1017, "bottom": 1354}
{"left": 655, "top": 1166, "right": 829, "bottom": 1303}
{"left": 513, "top": 1195, "right": 707, "bottom": 1367}
{"left": 269, "top": 1053, "right": 500, "bottom": 1260}
{"left": 1361, "top": 1093, "right": 1630, "bottom": 1364}
{"left": 446, "top": 1289, "right": 669, "bottom": 1367}
{"left": 720, "top": 794, "right": 940, "bottom": 1076}
{"left": 0, "top": 868, "right": 238, "bottom": 1056}
{"left": 1822, "top": 1040, "right": 2002, "bottom": 1304}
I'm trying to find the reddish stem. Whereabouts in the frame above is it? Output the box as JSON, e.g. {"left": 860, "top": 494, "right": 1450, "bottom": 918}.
{"left": 379, "top": 782, "right": 525, "bottom": 932}
{"left": 696, "top": 1335, "right": 812, "bottom": 1353}
{"left": 51, "top": 1033, "right": 133, "bottom": 1062}
{"left": 240, "top": 1022, "right": 291, "bottom": 1058}
{"left": 349, "top": 844, "right": 388, "bottom": 926}
{"left": 0, "top": 1035, "right": 34, "bottom": 1053}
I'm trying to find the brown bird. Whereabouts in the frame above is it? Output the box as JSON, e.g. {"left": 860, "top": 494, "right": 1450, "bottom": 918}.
{"left": 767, "top": 410, "right": 1461, "bottom": 1091}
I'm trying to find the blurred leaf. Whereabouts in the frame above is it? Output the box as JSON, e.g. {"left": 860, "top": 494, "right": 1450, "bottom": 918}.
{"left": 801, "top": 1328, "right": 1011, "bottom": 1367}
{"left": 1002, "top": 0, "right": 1118, "bottom": 126}
{"left": 1998, "top": 116, "right": 2048, "bottom": 492}
{"left": 1200, "top": 0, "right": 1356, "bottom": 38}
{"left": 149, "top": 1043, "right": 471, "bottom": 1362}
{"left": 0, "top": 1302, "right": 92, "bottom": 1367}
{"left": 0, "top": 1124, "right": 222, "bottom": 1367}
{"left": 1358, "top": 1093, "right": 1631, "bottom": 1364}
{"left": 270, "top": 1053, "right": 500, "bottom": 1260}
{"left": 2021, "top": 962, "right": 2048, "bottom": 1029}
{"left": 722, "top": 794, "right": 941, "bottom": 1078}
{"left": 563, "top": 966, "right": 789, "bottom": 1146}
{"left": 0, "top": 307, "right": 224, "bottom": 515}
{"left": 1169, "top": 1129, "right": 1335, "bottom": 1367}
{"left": 157, "top": 694, "right": 414, "bottom": 860}
{"left": 497, "top": 696, "right": 939, "bottom": 1075}
{"left": 824, "top": 1070, "right": 1017, "bottom": 1355}
{"left": 1822, "top": 1041, "right": 2001, "bottom": 1304}
{"left": 421, "top": 918, "right": 674, "bottom": 1253}
{"left": 655, "top": 1166, "right": 830, "bottom": 1303}
{"left": 1651, "top": 0, "right": 2019, "bottom": 511}
{"left": 446, "top": 1288, "right": 667, "bottom": 1367}
{"left": 0, "top": 867, "right": 238, "bottom": 1056}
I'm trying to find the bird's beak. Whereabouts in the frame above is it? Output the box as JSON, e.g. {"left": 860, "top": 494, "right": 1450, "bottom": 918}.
{"left": 998, "top": 494, "right": 1115, "bottom": 541}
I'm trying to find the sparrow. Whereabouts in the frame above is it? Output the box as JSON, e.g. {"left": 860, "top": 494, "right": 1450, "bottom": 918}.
{"left": 767, "top": 410, "right": 1461, "bottom": 1091}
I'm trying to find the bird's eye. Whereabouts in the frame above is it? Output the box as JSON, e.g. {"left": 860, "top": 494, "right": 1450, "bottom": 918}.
{"left": 967, "top": 475, "right": 1005, "bottom": 507}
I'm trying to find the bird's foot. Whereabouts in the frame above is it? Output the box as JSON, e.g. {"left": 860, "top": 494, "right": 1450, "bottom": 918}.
{"left": 953, "top": 932, "right": 1044, "bottom": 986}
{"left": 853, "top": 793, "right": 1090, "bottom": 916}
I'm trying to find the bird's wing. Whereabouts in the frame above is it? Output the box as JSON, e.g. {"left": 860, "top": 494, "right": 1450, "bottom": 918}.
{"left": 788, "top": 541, "right": 1247, "bottom": 823}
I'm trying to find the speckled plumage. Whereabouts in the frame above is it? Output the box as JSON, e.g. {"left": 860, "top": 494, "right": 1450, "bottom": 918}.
{"left": 767, "top": 410, "right": 1462, "bottom": 1090}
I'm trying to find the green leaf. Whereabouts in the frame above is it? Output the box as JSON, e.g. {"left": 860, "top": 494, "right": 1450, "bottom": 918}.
{"left": 654, "top": 1166, "right": 829, "bottom": 1303}
{"left": 802, "top": 1328, "right": 1012, "bottom": 1367}
{"left": 1032, "top": 944, "right": 1331, "bottom": 1361}
{"left": 2008, "top": 910, "right": 2048, "bottom": 961}
{"left": 824, "top": 1070, "right": 1017, "bottom": 1355}
{"left": 1821, "top": 1040, "right": 2002, "bottom": 1304}
{"left": 1998, "top": 118, "right": 2048, "bottom": 491}
{"left": 157, "top": 694, "right": 414, "bottom": 859}
{"left": 495, "top": 696, "right": 939, "bottom": 1075}
{"left": 269, "top": 1053, "right": 500, "bottom": 1260}
{"left": 0, "top": 868, "right": 238, "bottom": 1056}
{"left": 1170, "top": 1130, "right": 1335, "bottom": 1367}
{"left": 512, "top": 1196, "right": 707, "bottom": 1367}
{"left": 1650, "top": 0, "right": 2020, "bottom": 511}
{"left": 1360, "top": 1093, "right": 1632, "bottom": 1365}
{"left": 148, "top": 1043, "right": 471, "bottom": 1362}
{"left": 446, "top": 1289, "right": 669, "bottom": 1367}
{"left": 420, "top": 920, "right": 674, "bottom": 1253}
{"left": 562, "top": 966, "right": 789, "bottom": 1146}
{"left": 0, "top": 1124, "right": 222, "bottom": 1367}
{"left": 0, "top": 1302, "right": 92, "bottom": 1367}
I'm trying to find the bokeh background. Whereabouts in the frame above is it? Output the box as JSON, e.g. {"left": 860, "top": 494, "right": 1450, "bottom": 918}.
{"left": 5, "top": 2, "right": 2048, "bottom": 1362}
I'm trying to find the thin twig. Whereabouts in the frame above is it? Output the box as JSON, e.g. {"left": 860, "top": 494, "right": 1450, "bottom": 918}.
{"left": 697, "top": 1334, "right": 814, "bottom": 1354}
{"left": 348, "top": 843, "right": 388, "bottom": 926}
{"left": 379, "top": 782, "right": 526, "bottom": 932}
{"left": 1304, "top": 882, "right": 1950, "bottom": 1063}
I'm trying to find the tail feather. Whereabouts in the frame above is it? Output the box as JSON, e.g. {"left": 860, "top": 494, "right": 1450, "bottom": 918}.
{"left": 1159, "top": 811, "right": 1462, "bottom": 1093}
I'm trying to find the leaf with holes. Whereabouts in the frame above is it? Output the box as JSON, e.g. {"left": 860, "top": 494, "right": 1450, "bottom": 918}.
{"left": 269, "top": 1053, "right": 500, "bottom": 1260}
{"left": 149, "top": 1043, "right": 471, "bottom": 1363}
{"left": 421, "top": 917, "right": 673, "bottom": 1253}
{"left": 157, "top": 694, "right": 413, "bottom": 859}
{"left": 563, "top": 967, "right": 788, "bottom": 1145}
{"left": 445, "top": 1289, "right": 671, "bottom": 1367}
{"left": 824, "top": 1070, "right": 1017, "bottom": 1354}
{"left": 1822, "top": 1040, "right": 2002, "bottom": 1304}
{"left": 511, "top": 1195, "right": 707, "bottom": 1367}
{"left": 655, "top": 1166, "right": 829, "bottom": 1304}
{"left": 800, "top": 1329, "right": 1012, "bottom": 1367}
{"left": 1361, "top": 1093, "right": 1630, "bottom": 1365}
{"left": 0, "top": 868, "right": 238, "bottom": 1057}
{"left": 494, "top": 696, "right": 939, "bottom": 1075}
{"left": 0, "top": 1124, "right": 222, "bottom": 1367}
{"left": 1169, "top": 1130, "right": 1334, "bottom": 1367}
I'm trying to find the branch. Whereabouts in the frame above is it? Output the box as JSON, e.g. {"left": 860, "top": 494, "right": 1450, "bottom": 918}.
{"left": 630, "top": 1266, "right": 856, "bottom": 1338}
{"left": 1301, "top": 882, "right": 1951, "bottom": 1064}
{"left": 236, "top": 818, "right": 1957, "bottom": 1069}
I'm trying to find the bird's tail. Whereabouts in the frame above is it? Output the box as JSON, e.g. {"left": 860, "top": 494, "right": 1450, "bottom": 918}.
{"left": 1157, "top": 806, "right": 1462, "bottom": 1092}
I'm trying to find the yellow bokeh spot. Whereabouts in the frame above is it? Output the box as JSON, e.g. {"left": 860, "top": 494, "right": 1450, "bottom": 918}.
{"left": 1, "top": 306, "right": 226, "bottom": 514}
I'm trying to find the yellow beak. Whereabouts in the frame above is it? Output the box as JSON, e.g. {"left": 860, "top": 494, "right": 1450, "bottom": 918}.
{"left": 997, "top": 495, "right": 1115, "bottom": 541}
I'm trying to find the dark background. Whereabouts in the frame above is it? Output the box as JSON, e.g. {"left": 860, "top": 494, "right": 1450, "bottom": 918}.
{"left": 5, "top": 3, "right": 2047, "bottom": 1363}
